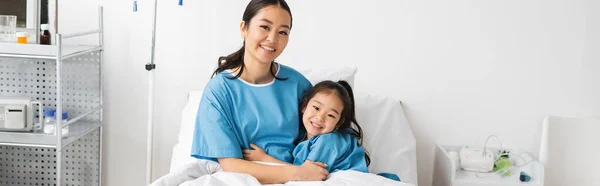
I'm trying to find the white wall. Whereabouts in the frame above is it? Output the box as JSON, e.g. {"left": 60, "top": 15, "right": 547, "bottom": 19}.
{"left": 581, "top": 0, "right": 600, "bottom": 118}
{"left": 56, "top": 0, "right": 598, "bottom": 185}
{"left": 151, "top": 1, "right": 598, "bottom": 186}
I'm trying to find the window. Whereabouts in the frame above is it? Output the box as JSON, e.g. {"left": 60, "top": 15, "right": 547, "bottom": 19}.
{"left": 0, "top": 0, "right": 49, "bottom": 28}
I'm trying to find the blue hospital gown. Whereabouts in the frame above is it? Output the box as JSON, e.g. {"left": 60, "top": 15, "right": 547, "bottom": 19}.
{"left": 191, "top": 63, "right": 312, "bottom": 163}
{"left": 292, "top": 132, "right": 368, "bottom": 173}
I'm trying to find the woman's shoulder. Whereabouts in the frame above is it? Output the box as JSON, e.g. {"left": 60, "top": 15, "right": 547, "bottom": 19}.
{"left": 204, "top": 73, "right": 230, "bottom": 90}
{"left": 201, "top": 72, "right": 241, "bottom": 101}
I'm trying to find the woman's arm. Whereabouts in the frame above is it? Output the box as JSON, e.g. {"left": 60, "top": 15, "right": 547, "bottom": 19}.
{"left": 260, "top": 156, "right": 293, "bottom": 166}
{"left": 243, "top": 144, "right": 293, "bottom": 165}
{"left": 218, "top": 158, "right": 328, "bottom": 184}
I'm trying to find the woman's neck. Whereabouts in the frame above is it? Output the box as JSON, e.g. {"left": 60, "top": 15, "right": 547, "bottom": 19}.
{"left": 236, "top": 55, "right": 276, "bottom": 84}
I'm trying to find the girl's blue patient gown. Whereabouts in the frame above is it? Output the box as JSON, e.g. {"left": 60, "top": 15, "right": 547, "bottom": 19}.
{"left": 292, "top": 131, "right": 401, "bottom": 181}
{"left": 293, "top": 131, "right": 369, "bottom": 173}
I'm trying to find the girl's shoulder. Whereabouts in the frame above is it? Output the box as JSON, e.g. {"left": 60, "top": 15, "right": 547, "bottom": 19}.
{"left": 308, "top": 131, "right": 355, "bottom": 145}
{"left": 300, "top": 132, "right": 359, "bottom": 159}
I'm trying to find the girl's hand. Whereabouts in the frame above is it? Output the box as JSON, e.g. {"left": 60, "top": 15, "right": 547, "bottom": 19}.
{"left": 291, "top": 160, "right": 329, "bottom": 181}
{"left": 243, "top": 144, "right": 269, "bottom": 162}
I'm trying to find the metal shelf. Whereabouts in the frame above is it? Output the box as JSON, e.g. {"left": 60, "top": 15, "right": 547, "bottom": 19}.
{"left": 0, "top": 6, "right": 104, "bottom": 186}
{"left": 0, "top": 120, "right": 102, "bottom": 148}
{"left": 0, "top": 43, "right": 102, "bottom": 60}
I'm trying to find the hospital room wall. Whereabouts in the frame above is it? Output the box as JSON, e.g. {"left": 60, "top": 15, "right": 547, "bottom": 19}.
{"left": 55, "top": 0, "right": 599, "bottom": 186}
{"left": 334, "top": 1, "right": 593, "bottom": 185}
{"left": 581, "top": 0, "right": 600, "bottom": 118}
{"left": 148, "top": 1, "right": 597, "bottom": 185}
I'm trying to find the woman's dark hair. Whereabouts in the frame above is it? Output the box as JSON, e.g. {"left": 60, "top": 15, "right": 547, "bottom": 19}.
{"left": 211, "top": 0, "right": 293, "bottom": 80}
{"left": 298, "top": 80, "right": 371, "bottom": 166}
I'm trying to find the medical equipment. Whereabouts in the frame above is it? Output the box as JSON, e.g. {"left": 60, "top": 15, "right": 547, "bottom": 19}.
{"left": 454, "top": 135, "right": 500, "bottom": 172}
{"left": 1, "top": 104, "right": 27, "bottom": 130}
{"left": 458, "top": 146, "right": 495, "bottom": 172}
{"left": 434, "top": 144, "right": 544, "bottom": 186}
{"left": 456, "top": 135, "right": 509, "bottom": 173}
{"left": 457, "top": 135, "right": 537, "bottom": 179}
{"left": 0, "top": 98, "right": 42, "bottom": 132}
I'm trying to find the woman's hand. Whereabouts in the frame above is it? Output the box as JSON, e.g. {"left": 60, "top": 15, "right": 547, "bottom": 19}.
{"left": 243, "top": 144, "right": 269, "bottom": 162}
{"left": 290, "top": 160, "right": 329, "bottom": 181}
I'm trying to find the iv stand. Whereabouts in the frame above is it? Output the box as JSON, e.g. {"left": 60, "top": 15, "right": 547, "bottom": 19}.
{"left": 145, "top": 0, "right": 158, "bottom": 184}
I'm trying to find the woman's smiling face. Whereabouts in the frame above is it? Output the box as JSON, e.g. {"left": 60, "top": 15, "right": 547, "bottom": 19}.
{"left": 241, "top": 5, "right": 291, "bottom": 65}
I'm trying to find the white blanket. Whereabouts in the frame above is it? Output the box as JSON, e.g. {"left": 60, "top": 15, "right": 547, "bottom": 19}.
{"left": 150, "top": 161, "right": 415, "bottom": 186}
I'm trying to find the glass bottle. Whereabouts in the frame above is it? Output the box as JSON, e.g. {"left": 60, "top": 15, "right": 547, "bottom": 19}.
{"left": 40, "top": 24, "right": 50, "bottom": 45}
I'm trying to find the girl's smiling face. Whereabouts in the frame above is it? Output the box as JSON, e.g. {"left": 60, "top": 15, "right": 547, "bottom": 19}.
{"left": 302, "top": 92, "right": 344, "bottom": 139}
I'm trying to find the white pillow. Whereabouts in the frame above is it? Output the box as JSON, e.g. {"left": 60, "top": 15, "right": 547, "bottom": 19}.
{"left": 171, "top": 91, "right": 418, "bottom": 185}
{"left": 296, "top": 65, "right": 357, "bottom": 88}
{"left": 355, "top": 95, "right": 418, "bottom": 185}
{"left": 170, "top": 91, "right": 205, "bottom": 173}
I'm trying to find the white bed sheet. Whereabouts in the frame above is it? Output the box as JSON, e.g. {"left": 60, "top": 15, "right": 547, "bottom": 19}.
{"left": 152, "top": 160, "right": 414, "bottom": 186}
{"left": 181, "top": 171, "right": 411, "bottom": 186}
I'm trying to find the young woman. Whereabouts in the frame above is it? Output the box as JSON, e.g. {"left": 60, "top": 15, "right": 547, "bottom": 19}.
{"left": 191, "top": 0, "right": 328, "bottom": 184}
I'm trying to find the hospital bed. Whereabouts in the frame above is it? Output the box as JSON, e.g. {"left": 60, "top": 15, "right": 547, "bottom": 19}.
{"left": 150, "top": 67, "right": 419, "bottom": 186}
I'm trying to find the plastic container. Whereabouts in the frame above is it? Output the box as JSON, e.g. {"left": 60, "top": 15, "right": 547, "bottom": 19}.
{"left": 37, "top": 109, "right": 56, "bottom": 133}
{"left": 43, "top": 111, "right": 69, "bottom": 137}
{"left": 40, "top": 24, "right": 50, "bottom": 45}
{"left": 0, "top": 15, "right": 17, "bottom": 43}
{"left": 16, "top": 32, "right": 29, "bottom": 44}
{"left": 43, "top": 109, "right": 56, "bottom": 134}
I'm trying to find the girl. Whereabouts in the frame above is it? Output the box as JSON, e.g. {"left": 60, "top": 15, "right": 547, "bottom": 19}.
{"left": 243, "top": 80, "right": 371, "bottom": 173}
{"left": 191, "top": 0, "right": 328, "bottom": 184}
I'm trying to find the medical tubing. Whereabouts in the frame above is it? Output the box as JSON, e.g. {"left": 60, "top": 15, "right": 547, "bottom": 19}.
{"left": 474, "top": 151, "right": 534, "bottom": 178}
{"left": 482, "top": 135, "right": 502, "bottom": 157}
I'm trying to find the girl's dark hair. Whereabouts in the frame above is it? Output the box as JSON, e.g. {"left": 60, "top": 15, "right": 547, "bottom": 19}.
{"left": 211, "top": 0, "right": 292, "bottom": 80}
{"left": 298, "top": 80, "right": 371, "bottom": 166}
